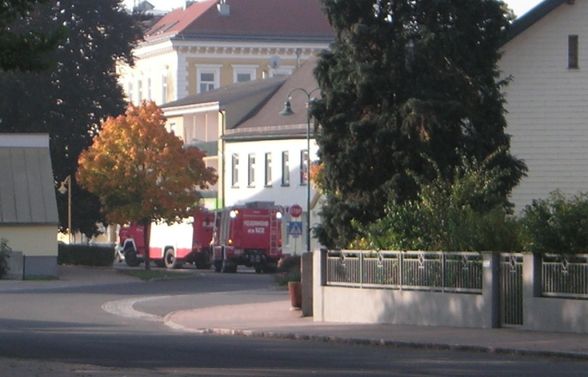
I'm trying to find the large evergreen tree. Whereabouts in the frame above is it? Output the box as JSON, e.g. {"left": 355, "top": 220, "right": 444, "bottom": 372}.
{"left": 312, "top": 0, "right": 526, "bottom": 247}
{"left": 0, "top": 0, "right": 60, "bottom": 71}
{"left": 0, "top": 0, "right": 143, "bottom": 237}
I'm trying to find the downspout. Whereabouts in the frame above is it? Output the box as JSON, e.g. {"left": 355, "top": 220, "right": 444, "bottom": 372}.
{"left": 218, "top": 108, "right": 226, "bottom": 209}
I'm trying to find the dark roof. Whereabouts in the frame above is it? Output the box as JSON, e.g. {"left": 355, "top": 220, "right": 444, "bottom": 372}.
{"left": 162, "top": 76, "right": 287, "bottom": 130}
{"left": 146, "top": 0, "right": 333, "bottom": 42}
{"left": 225, "top": 57, "right": 319, "bottom": 141}
{"left": 507, "top": 0, "right": 568, "bottom": 42}
{"left": 0, "top": 134, "right": 58, "bottom": 225}
{"left": 161, "top": 76, "right": 286, "bottom": 109}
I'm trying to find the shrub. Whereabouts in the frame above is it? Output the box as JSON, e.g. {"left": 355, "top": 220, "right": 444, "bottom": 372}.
{"left": 520, "top": 191, "right": 588, "bottom": 254}
{"left": 58, "top": 243, "right": 114, "bottom": 266}
{"left": 352, "top": 155, "right": 523, "bottom": 252}
{"left": 0, "top": 238, "right": 11, "bottom": 278}
{"left": 275, "top": 255, "right": 301, "bottom": 285}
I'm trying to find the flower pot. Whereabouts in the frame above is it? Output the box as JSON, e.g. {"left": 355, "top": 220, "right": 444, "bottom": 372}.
{"left": 288, "top": 281, "right": 302, "bottom": 310}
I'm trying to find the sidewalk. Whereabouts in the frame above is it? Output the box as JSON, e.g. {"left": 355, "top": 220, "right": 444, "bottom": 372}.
{"left": 0, "top": 265, "right": 137, "bottom": 292}
{"left": 165, "top": 298, "right": 588, "bottom": 360}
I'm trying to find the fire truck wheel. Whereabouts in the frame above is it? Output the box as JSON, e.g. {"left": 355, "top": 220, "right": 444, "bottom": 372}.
{"left": 124, "top": 248, "right": 140, "bottom": 267}
{"left": 221, "top": 260, "right": 237, "bottom": 273}
{"left": 164, "top": 247, "right": 180, "bottom": 269}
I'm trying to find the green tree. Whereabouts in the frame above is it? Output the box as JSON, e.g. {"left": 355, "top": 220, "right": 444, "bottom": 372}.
{"left": 77, "top": 102, "right": 217, "bottom": 270}
{"left": 0, "top": 0, "right": 143, "bottom": 237}
{"left": 312, "top": 0, "right": 526, "bottom": 247}
{"left": 0, "top": 0, "right": 61, "bottom": 71}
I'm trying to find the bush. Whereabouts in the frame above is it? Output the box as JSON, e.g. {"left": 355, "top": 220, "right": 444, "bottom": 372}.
{"left": 275, "top": 255, "right": 301, "bottom": 285}
{"left": 58, "top": 243, "right": 114, "bottom": 266}
{"left": 0, "top": 238, "right": 11, "bottom": 278}
{"left": 520, "top": 191, "right": 588, "bottom": 254}
{"left": 352, "top": 156, "right": 523, "bottom": 252}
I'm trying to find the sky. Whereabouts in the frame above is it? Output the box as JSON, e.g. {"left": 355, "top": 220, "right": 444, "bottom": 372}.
{"left": 124, "top": 0, "right": 544, "bottom": 18}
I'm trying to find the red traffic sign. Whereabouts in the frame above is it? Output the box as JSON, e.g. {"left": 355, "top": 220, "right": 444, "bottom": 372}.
{"left": 289, "top": 204, "right": 303, "bottom": 218}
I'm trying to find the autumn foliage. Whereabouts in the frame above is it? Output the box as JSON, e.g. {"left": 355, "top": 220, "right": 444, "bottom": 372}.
{"left": 77, "top": 101, "right": 217, "bottom": 226}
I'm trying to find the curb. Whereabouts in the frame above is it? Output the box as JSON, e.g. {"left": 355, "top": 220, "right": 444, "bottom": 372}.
{"left": 164, "top": 316, "right": 588, "bottom": 361}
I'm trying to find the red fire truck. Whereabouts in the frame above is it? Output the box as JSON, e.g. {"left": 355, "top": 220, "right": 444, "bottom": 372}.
{"left": 118, "top": 209, "right": 215, "bottom": 269}
{"left": 212, "top": 202, "right": 283, "bottom": 273}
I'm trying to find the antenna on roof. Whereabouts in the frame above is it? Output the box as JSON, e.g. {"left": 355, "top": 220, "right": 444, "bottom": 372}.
{"left": 217, "top": 0, "right": 230, "bottom": 16}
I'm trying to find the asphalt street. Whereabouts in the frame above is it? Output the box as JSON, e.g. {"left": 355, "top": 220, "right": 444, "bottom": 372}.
{"left": 1, "top": 265, "right": 587, "bottom": 376}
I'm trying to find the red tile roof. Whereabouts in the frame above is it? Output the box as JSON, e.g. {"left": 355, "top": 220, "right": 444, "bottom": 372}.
{"left": 146, "top": 0, "right": 333, "bottom": 41}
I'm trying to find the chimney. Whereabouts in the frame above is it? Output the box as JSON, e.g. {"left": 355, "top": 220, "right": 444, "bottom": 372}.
{"left": 217, "top": 0, "right": 230, "bottom": 16}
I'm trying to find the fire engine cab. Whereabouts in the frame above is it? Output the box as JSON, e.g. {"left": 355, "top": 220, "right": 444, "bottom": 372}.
{"left": 211, "top": 202, "right": 283, "bottom": 273}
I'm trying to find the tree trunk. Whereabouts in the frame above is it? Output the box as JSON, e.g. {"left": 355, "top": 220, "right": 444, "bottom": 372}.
{"left": 142, "top": 219, "right": 151, "bottom": 270}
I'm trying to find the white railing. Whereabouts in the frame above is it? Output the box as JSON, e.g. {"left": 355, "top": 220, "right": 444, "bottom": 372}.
{"left": 326, "top": 250, "right": 482, "bottom": 293}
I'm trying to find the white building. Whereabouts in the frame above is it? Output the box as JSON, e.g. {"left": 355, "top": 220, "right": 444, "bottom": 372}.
{"left": 223, "top": 58, "right": 320, "bottom": 253}
{"left": 118, "top": 0, "right": 332, "bottom": 105}
{"left": 500, "top": 0, "right": 588, "bottom": 209}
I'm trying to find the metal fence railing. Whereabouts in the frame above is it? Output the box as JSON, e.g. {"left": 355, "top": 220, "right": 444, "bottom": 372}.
{"left": 542, "top": 254, "right": 588, "bottom": 299}
{"left": 326, "top": 250, "right": 482, "bottom": 294}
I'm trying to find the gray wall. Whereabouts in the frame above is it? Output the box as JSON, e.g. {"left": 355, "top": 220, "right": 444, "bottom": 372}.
{"left": 313, "top": 251, "right": 498, "bottom": 329}
{"left": 314, "top": 251, "right": 588, "bottom": 334}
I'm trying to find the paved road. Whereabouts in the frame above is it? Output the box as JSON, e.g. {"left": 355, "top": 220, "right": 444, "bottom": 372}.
{"left": 1, "top": 266, "right": 587, "bottom": 376}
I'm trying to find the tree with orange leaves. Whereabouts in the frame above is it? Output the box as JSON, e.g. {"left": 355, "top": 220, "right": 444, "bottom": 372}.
{"left": 77, "top": 101, "right": 217, "bottom": 269}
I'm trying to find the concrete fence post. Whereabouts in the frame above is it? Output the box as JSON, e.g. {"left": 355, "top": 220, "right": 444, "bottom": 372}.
{"left": 312, "top": 248, "right": 327, "bottom": 321}
{"left": 482, "top": 251, "right": 500, "bottom": 328}
{"left": 301, "top": 252, "right": 313, "bottom": 317}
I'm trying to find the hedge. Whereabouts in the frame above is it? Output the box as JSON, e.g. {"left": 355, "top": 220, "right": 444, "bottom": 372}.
{"left": 58, "top": 243, "right": 114, "bottom": 266}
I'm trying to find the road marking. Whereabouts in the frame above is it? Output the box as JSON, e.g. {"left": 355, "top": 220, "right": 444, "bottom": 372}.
{"left": 101, "top": 296, "right": 168, "bottom": 322}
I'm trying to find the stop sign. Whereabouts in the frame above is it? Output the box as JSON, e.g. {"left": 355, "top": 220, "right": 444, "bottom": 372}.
{"left": 289, "top": 204, "right": 303, "bottom": 218}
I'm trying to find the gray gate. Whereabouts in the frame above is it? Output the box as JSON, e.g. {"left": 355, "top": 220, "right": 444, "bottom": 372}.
{"left": 500, "top": 253, "right": 523, "bottom": 326}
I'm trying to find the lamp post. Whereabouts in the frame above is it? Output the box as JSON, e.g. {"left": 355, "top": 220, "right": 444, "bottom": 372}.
{"left": 58, "top": 175, "right": 72, "bottom": 244}
{"left": 279, "top": 87, "right": 319, "bottom": 253}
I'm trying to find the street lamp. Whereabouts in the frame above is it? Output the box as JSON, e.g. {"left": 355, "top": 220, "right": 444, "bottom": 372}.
{"left": 279, "top": 87, "right": 319, "bottom": 253}
{"left": 58, "top": 175, "right": 72, "bottom": 244}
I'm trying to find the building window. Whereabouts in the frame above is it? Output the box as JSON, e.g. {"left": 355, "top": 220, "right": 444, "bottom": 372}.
{"left": 232, "top": 65, "right": 257, "bottom": 83}
{"left": 569, "top": 35, "right": 579, "bottom": 69}
{"left": 300, "top": 150, "right": 309, "bottom": 185}
{"left": 127, "top": 81, "right": 134, "bottom": 103}
{"left": 231, "top": 154, "right": 239, "bottom": 187}
{"left": 161, "top": 73, "right": 168, "bottom": 104}
{"left": 270, "top": 66, "right": 294, "bottom": 78}
{"left": 248, "top": 153, "right": 256, "bottom": 187}
{"left": 281, "top": 151, "right": 290, "bottom": 186}
{"left": 137, "top": 79, "right": 143, "bottom": 102}
{"left": 265, "top": 152, "right": 272, "bottom": 187}
{"left": 197, "top": 66, "right": 221, "bottom": 93}
{"left": 147, "top": 78, "right": 152, "bottom": 100}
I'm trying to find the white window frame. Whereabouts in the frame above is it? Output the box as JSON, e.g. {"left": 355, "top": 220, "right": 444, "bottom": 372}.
{"left": 197, "top": 65, "right": 221, "bottom": 94}
{"left": 248, "top": 153, "right": 256, "bottom": 187}
{"left": 232, "top": 64, "right": 258, "bottom": 83}
{"left": 281, "top": 151, "right": 290, "bottom": 186}
{"left": 300, "top": 149, "right": 309, "bottom": 185}
{"left": 161, "top": 72, "right": 168, "bottom": 104}
{"left": 231, "top": 154, "right": 239, "bottom": 187}
{"left": 264, "top": 152, "right": 272, "bottom": 187}
{"left": 127, "top": 81, "right": 134, "bottom": 103}
{"left": 137, "top": 79, "right": 143, "bottom": 102}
